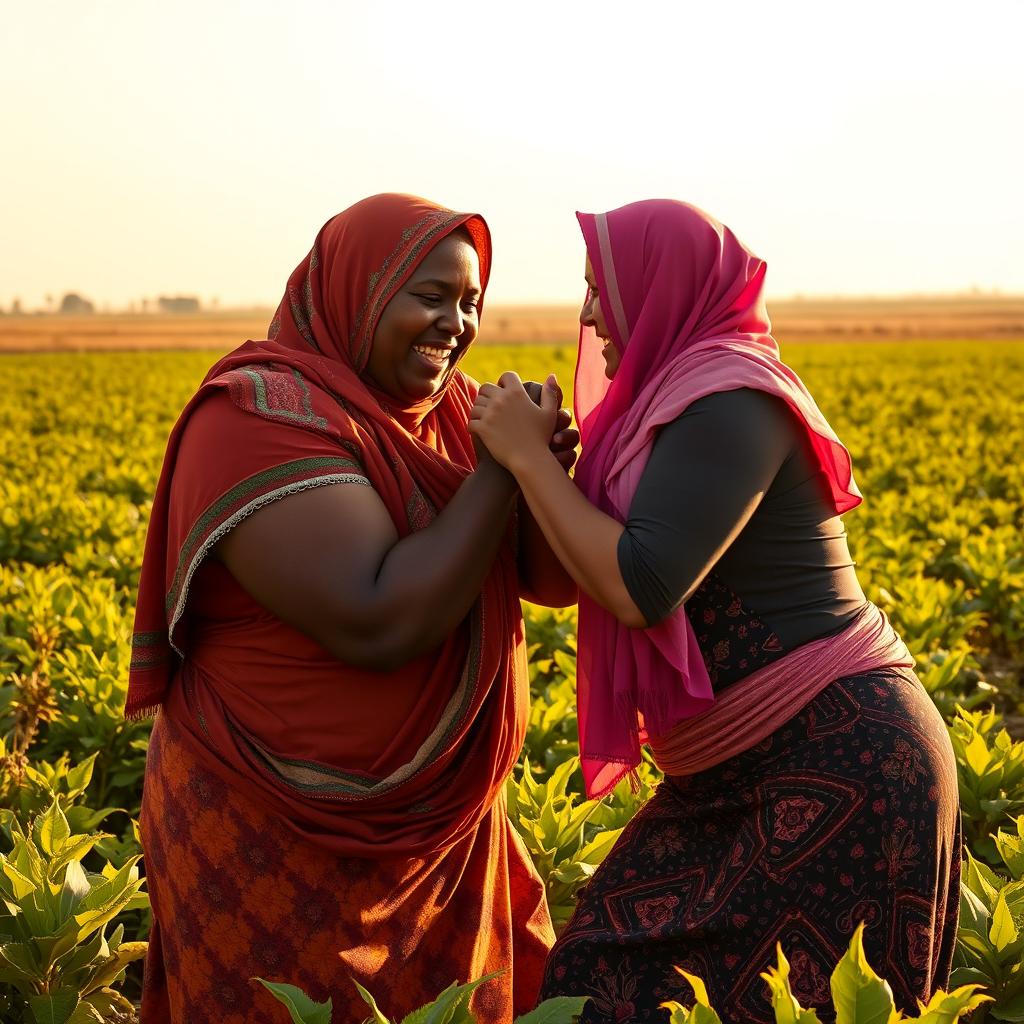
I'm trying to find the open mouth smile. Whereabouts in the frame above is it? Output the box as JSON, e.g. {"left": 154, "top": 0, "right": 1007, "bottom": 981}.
{"left": 411, "top": 343, "right": 456, "bottom": 371}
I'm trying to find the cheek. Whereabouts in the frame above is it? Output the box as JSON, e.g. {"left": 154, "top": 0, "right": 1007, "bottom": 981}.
{"left": 374, "top": 305, "right": 421, "bottom": 359}
{"left": 605, "top": 345, "right": 622, "bottom": 377}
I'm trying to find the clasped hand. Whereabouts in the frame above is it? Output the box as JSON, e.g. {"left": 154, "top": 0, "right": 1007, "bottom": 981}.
{"left": 469, "top": 372, "right": 578, "bottom": 475}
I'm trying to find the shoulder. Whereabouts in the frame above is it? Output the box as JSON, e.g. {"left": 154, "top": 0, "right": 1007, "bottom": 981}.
{"left": 179, "top": 374, "right": 366, "bottom": 477}
{"left": 665, "top": 388, "right": 797, "bottom": 439}
{"left": 652, "top": 388, "right": 800, "bottom": 467}
{"left": 211, "top": 363, "right": 333, "bottom": 435}
{"left": 686, "top": 387, "right": 794, "bottom": 423}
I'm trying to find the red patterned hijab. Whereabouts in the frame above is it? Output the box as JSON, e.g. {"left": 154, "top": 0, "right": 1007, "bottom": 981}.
{"left": 127, "top": 195, "right": 528, "bottom": 857}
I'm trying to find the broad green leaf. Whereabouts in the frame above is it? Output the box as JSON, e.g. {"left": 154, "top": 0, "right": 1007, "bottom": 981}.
{"left": 0, "top": 940, "right": 40, "bottom": 984}
{"left": 964, "top": 851, "right": 1004, "bottom": 907}
{"left": 63, "top": 755, "right": 98, "bottom": 799}
{"left": 351, "top": 978, "right": 391, "bottom": 1024}
{"left": 80, "top": 989, "right": 138, "bottom": 1018}
{"left": 51, "top": 927, "right": 106, "bottom": 980}
{"left": 997, "top": 827, "right": 1024, "bottom": 879}
{"left": 760, "top": 945, "right": 822, "bottom": 1023}
{"left": 660, "top": 999, "right": 722, "bottom": 1024}
{"left": 399, "top": 972, "right": 501, "bottom": 1024}
{"left": 33, "top": 920, "right": 83, "bottom": 976}
{"left": 2, "top": 859, "right": 38, "bottom": 900}
{"left": 255, "top": 978, "right": 333, "bottom": 1024}
{"left": 577, "top": 826, "right": 624, "bottom": 865}
{"left": 82, "top": 941, "right": 148, "bottom": 992}
{"left": 990, "top": 890, "right": 1019, "bottom": 951}
{"left": 65, "top": 1005, "right": 104, "bottom": 1024}
{"left": 829, "top": 925, "right": 896, "bottom": 1024}
{"left": 985, "top": 989, "right": 1024, "bottom": 1021}
{"left": 963, "top": 733, "right": 993, "bottom": 778}
{"left": 958, "top": 883, "right": 991, "bottom": 937}
{"left": 513, "top": 995, "right": 590, "bottom": 1023}
{"left": 28, "top": 988, "right": 81, "bottom": 1024}
{"left": 33, "top": 801, "right": 72, "bottom": 857}
{"left": 48, "top": 836, "right": 107, "bottom": 885}
{"left": 911, "top": 984, "right": 991, "bottom": 1023}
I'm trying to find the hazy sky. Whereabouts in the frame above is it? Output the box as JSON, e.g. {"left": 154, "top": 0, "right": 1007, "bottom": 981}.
{"left": 3, "top": 0, "right": 1021, "bottom": 309}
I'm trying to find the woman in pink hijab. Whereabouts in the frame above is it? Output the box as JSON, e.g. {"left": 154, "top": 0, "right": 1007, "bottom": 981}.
{"left": 470, "top": 200, "right": 960, "bottom": 1022}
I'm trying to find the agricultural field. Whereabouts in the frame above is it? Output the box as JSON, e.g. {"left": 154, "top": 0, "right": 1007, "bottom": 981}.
{"left": 2, "top": 340, "right": 1024, "bottom": 1021}
{"left": 1, "top": 293, "right": 1022, "bottom": 352}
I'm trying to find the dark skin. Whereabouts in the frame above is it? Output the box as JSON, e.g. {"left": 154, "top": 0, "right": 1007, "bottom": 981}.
{"left": 216, "top": 232, "right": 577, "bottom": 672}
{"left": 468, "top": 253, "right": 646, "bottom": 628}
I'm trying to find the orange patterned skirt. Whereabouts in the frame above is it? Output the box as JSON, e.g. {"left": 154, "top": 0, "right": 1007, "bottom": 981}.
{"left": 139, "top": 712, "right": 554, "bottom": 1023}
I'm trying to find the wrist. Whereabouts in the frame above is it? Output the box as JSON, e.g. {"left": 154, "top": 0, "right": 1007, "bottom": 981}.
{"left": 508, "top": 446, "right": 556, "bottom": 486}
{"left": 475, "top": 455, "right": 519, "bottom": 495}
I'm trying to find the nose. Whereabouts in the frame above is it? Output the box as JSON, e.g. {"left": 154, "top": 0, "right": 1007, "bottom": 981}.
{"left": 580, "top": 291, "right": 595, "bottom": 328}
{"left": 436, "top": 302, "right": 465, "bottom": 339}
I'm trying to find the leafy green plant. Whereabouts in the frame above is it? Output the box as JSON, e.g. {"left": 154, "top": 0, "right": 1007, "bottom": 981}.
{"left": 255, "top": 972, "right": 588, "bottom": 1024}
{"left": 522, "top": 668, "right": 579, "bottom": 780}
{"left": 505, "top": 758, "right": 622, "bottom": 931}
{"left": 0, "top": 799, "right": 148, "bottom": 1023}
{"left": 948, "top": 707, "right": 1024, "bottom": 865}
{"left": 950, "top": 855, "right": 1024, "bottom": 1020}
{"left": 663, "top": 924, "right": 988, "bottom": 1023}
{"left": 0, "top": 751, "right": 119, "bottom": 846}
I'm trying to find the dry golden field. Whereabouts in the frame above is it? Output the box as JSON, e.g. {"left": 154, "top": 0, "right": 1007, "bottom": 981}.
{"left": 0, "top": 295, "right": 1022, "bottom": 352}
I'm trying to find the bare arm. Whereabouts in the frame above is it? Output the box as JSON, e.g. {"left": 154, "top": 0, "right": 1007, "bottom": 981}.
{"left": 508, "top": 452, "right": 643, "bottom": 625}
{"left": 514, "top": 387, "right": 579, "bottom": 608}
{"left": 216, "top": 460, "right": 518, "bottom": 671}
{"left": 516, "top": 496, "right": 579, "bottom": 608}
{"left": 471, "top": 373, "right": 644, "bottom": 626}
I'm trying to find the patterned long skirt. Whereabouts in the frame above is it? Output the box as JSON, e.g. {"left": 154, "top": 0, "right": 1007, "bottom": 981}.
{"left": 139, "top": 712, "right": 553, "bottom": 1024}
{"left": 540, "top": 667, "right": 961, "bottom": 1024}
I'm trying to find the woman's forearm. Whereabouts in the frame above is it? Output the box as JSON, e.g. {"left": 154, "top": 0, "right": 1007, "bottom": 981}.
{"left": 517, "top": 498, "right": 579, "bottom": 608}
{"left": 371, "top": 459, "right": 519, "bottom": 663}
{"left": 510, "top": 451, "right": 646, "bottom": 627}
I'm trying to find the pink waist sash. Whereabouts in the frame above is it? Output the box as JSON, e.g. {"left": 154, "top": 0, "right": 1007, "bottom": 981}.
{"left": 647, "top": 603, "right": 914, "bottom": 777}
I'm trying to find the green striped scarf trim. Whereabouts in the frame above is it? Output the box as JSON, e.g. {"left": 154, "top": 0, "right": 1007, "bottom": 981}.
{"left": 166, "top": 466, "right": 370, "bottom": 656}
{"left": 240, "top": 367, "right": 328, "bottom": 430}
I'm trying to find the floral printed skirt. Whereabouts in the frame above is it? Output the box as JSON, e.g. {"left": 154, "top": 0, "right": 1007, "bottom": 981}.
{"left": 540, "top": 667, "right": 961, "bottom": 1024}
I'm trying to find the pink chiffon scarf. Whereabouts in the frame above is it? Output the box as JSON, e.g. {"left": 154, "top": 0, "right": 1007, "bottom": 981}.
{"left": 573, "top": 200, "right": 864, "bottom": 798}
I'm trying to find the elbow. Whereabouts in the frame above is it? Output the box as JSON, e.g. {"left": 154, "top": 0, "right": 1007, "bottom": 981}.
{"left": 597, "top": 585, "right": 650, "bottom": 629}
{"left": 312, "top": 616, "right": 436, "bottom": 672}
{"left": 615, "top": 602, "right": 650, "bottom": 629}
{"left": 523, "top": 580, "right": 579, "bottom": 609}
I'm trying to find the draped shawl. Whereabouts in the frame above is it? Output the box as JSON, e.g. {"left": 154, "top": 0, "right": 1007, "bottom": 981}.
{"left": 127, "top": 194, "right": 529, "bottom": 858}
{"left": 572, "top": 199, "right": 863, "bottom": 797}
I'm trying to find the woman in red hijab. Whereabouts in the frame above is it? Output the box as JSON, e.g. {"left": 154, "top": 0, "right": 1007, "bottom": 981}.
{"left": 470, "top": 200, "right": 960, "bottom": 1022}
{"left": 129, "top": 194, "right": 576, "bottom": 1023}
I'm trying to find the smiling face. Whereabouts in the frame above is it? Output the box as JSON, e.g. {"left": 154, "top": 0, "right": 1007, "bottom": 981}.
{"left": 581, "top": 253, "right": 620, "bottom": 379}
{"left": 366, "top": 229, "right": 482, "bottom": 403}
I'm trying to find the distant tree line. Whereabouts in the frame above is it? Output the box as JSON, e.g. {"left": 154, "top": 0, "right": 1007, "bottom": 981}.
{"left": 0, "top": 294, "right": 204, "bottom": 315}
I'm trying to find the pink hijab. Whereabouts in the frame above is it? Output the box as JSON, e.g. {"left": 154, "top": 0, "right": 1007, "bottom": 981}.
{"left": 573, "top": 199, "right": 862, "bottom": 798}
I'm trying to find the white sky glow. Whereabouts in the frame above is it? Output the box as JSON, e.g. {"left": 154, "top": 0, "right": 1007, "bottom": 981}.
{"left": 2, "top": 0, "right": 1022, "bottom": 309}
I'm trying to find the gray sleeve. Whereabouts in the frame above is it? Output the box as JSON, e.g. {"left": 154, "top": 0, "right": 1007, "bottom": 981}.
{"left": 616, "top": 388, "right": 797, "bottom": 627}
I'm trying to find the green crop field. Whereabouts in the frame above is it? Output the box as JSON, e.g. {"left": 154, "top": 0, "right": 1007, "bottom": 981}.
{"left": 3, "top": 341, "right": 1024, "bottom": 1021}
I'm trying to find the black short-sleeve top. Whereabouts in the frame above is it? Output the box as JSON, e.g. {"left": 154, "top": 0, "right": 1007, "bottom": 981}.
{"left": 616, "top": 388, "right": 868, "bottom": 691}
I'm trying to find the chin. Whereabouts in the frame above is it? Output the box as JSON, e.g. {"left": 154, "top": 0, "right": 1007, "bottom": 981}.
{"left": 401, "top": 379, "right": 445, "bottom": 403}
